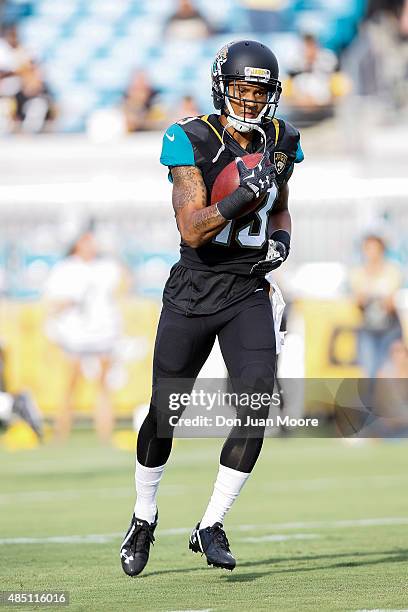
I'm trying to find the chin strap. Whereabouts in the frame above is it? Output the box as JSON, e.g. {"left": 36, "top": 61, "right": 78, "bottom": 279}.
{"left": 251, "top": 123, "right": 268, "bottom": 155}
{"left": 212, "top": 118, "right": 267, "bottom": 164}
{"left": 212, "top": 120, "right": 229, "bottom": 163}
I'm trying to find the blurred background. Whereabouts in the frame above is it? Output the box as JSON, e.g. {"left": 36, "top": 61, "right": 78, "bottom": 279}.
{"left": 0, "top": 0, "right": 408, "bottom": 446}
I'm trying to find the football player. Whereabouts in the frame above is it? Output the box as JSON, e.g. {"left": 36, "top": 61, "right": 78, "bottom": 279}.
{"left": 120, "top": 39, "right": 303, "bottom": 576}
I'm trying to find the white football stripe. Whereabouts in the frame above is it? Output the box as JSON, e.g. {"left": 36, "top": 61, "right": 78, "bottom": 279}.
{"left": 167, "top": 609, "right": 212, "bottom": 612}
{"left": 0, "top": 517, "right": 407, "bottom": 545}
{"left": 0, "top": 484, "right": 183, "bottom": 504}
{"left": 0, "top": 534, "right": 120, "bottom": 544}
{"left": 1, "top": 473, "right": 406, "bottom": 505}
{"left": 240, "top": 534, "right": 320, "bottom": 543}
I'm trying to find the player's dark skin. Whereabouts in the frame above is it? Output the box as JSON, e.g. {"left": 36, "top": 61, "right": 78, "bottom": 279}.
{"left": 171, "top": 81, "right": 291, "bottom": 249}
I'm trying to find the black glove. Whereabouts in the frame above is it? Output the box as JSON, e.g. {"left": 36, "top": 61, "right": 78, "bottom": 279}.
{"left": 236, "top": 151, "right": 275, "bottom": 200}
{"left": 250, "top": 230, "right": 290, "bottom": 277}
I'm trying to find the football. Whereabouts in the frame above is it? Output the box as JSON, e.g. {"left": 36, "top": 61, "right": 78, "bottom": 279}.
{"left": 211, "top": 153, "right": 268, "bottom": 217}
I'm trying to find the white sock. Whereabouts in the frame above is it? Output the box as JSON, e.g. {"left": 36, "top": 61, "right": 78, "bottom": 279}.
{"left": 199, "top": 464, "right": 250, "bottom": 529}
{"left": 134, "top": 460, "right": 165, "bottom": 524}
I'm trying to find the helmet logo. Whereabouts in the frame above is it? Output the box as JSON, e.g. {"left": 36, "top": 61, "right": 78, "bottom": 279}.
{"left": 274, "top": 152, "right": 288, "bottom": 174}
{"left": 244, "top": 66, "right": 271, "bottom": 82}
{"left": 212, "top": 42, "right": 233, "bottom": 76}
{"left": 216, "top": 43, "right": 232, "bottom": 65}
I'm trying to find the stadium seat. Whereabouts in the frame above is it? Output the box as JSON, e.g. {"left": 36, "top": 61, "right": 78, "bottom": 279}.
{"left": 87, "top": 0, "right": 131, "bottom": 20}
{"left": 33, "top": 0, "right": 79, "bottom": 20}
{"left": 13, "top": 0, "right": 367, "bottom": 131}
{"left": 86, "top": 58, "right": 132, "bottom": 91}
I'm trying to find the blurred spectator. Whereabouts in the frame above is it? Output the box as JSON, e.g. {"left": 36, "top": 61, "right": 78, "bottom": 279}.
{"left": 44, "top": 230, "right": 126, "bottom": 444}
{"left": 0, "top": 24, "right": 55, "bottom": 133}
{"left": 401, "top": 0, "right": 408, "bottom": 36}
{"left": 173, "top": 94, "right": 200, "bottom": 122}
{"left": 0, "top": 23, "right": 29, "bottom": 131}
{"left": 2, "top": 24, "right": 30, "bottom": 63}
{"left": 283, "top": 34, "right": 349, "bottom": 127}
{"left": 164, "top": 0, "right": 211, "bottom": 40}
{"left": 350, "top": 234, "right": 403, "bottom": 378}
{"left": 343, "top": 0, "right": 408, "bottom": 108}
{"left": 13, "top": 60, "right": 56, "bottom": 133}
{"left": 366, "top": 0, "right": 407, "bottom": 25}
{"left": 243, "top": 0, "right": 292, "bottom": 32}
{"left": 123, "top": 70, "right": 165, "bottom": 132}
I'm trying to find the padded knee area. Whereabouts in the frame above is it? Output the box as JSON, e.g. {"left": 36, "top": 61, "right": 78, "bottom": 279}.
{"left": 238, "top": 361, "right": 276, "bottom": 395}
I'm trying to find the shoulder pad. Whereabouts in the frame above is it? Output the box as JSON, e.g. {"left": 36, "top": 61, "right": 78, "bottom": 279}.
{"left": 276, "top": 118, "right": 304, "bottom": 164}
{"left": 176, "top": 116, "right": 213, "bottom": 141}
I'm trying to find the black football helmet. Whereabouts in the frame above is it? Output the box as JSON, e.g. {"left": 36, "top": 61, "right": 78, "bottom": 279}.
{"left": 211, "top": 40, "right": 282, "bottom": 133}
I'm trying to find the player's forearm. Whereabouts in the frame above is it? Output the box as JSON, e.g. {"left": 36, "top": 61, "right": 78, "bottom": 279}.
{"left": 181, "top": 204, "right": 228, "bottom": 248}
{"left": 268, "top": 210, "right": 291, "bottom": 237}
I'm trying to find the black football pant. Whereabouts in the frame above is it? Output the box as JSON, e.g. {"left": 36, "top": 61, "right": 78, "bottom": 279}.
{"left": 137, "top": 289, "right": 277, "bottom": 473}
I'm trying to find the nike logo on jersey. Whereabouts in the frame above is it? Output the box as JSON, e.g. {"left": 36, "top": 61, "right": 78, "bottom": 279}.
{"left": 165, "top": 133, "right": 175, "bottom": 141}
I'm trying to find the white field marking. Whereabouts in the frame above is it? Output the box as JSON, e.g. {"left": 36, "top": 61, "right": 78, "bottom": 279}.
{"left": 160, "top": 527, "right": 192, "bottom": 535}
{"left": 355, "top": 609, "right": 408, "bottom": 612}
{"left": 261, "top": 474, "right": 408, "bottom": 492}
{"left": 241, "top": 534, "right": 320, "bottom": 543}
{"left": 1, "top": 517, "right": 408, "bottom": 546}
{"left": 2, "top": 473, "right": 406, "bottom": 505}
{"left": 167, "top": 609, "right": 212, "bottom": 612}
{"left": 0, "top": 484, "right": 183, "bottom": 504}
{"left": 0, "top": 534, "right": 123, "bottom": 545}
{"left": 232, "top": 517, "right": 408, "bottom": 532}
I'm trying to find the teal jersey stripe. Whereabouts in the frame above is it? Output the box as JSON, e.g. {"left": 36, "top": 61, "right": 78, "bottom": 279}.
{"left": 295, "top": 140, "right": 304, "bottom": 163}
{"left": 160, "top": 124, "right": 195, "bottom": 168}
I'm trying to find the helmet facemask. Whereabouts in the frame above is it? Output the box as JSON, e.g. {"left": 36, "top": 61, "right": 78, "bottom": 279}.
{"left": 213, "top": 74, "right": 282, "bottom": 133}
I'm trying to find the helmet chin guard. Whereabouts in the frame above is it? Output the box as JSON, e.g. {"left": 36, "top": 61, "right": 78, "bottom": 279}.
{"left": 224, "top": 95, "right": 270, "bottom": 133}
{"left": 227, "top": 116, "right": 253, "bottom": 133}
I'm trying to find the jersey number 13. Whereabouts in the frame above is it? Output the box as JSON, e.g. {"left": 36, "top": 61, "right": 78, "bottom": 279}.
{"left": 213, "top": 185, "right": 278, "bottom": 248}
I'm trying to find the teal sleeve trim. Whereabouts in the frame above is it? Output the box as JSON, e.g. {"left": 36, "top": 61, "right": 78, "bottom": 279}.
{"left": 295, "top": 140, "right": 304, "bottom": 163}
{"left": 160, "top": 124, "right": 195, "bottom": 168}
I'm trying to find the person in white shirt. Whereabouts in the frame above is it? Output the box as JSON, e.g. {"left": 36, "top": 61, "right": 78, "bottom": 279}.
{"left": 350, "top": 234, "right": 403, "bottom": 378}
{"left": 44, "top": 231, "right": 124, "bottom": 443}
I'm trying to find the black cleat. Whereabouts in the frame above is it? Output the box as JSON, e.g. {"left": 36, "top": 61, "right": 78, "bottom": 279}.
{"left": 12, "top": 392, "right": 43, "bottom": 439}
{"left": 120, "top": 511, "right": 158, "bottom": 577}
{"left": 189, "top": 521, "right": 236, "bottom": 571}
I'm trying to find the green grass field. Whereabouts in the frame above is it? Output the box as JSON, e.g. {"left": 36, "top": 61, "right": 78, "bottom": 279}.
{"left": 1, "top": 432, "right": 407, "bottom": 612}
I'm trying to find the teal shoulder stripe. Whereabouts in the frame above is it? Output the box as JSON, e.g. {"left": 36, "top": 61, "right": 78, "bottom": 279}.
{"left": 295, "top": 140, "right": 304, "bottom": 163}
{"left": 160, "top": 124, "right": 195, "bottom": 169}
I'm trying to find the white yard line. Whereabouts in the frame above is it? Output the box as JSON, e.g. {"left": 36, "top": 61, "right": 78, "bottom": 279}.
{"left": 0, "top": 484, "right": 183, "bottom": 504}
{"left": 0, "top": 534, "right": 123, "bottom": 544}
{"left": 240, "top": 534, "right": 320, "bottom": 543}
{"left": 167, "top": 609, "right": 212, "bottom": 612}
{"left": 0, "top": 517, "right": 407, "bottom": 545}
{"left": 262, "top": 474, "right": 408, "bottom": 492}
{"left": 251, "top": 517, "right": 408, "bottom": 531}
{"left": 1, "top": 474, "right": 407, "bottom": 504}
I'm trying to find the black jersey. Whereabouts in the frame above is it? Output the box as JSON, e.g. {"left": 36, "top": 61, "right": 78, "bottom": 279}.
{"left": 160, "top": 113, "right": 303, "bottom": 315}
